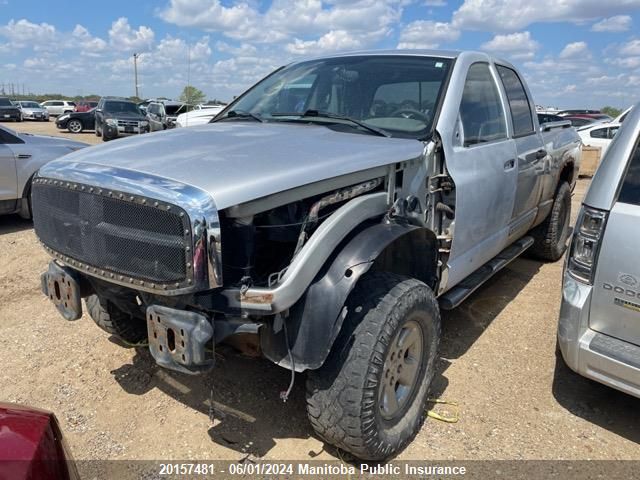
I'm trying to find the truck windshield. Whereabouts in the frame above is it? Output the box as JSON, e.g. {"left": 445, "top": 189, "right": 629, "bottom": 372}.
{"left": 0, "top": 98, "right": 13, "bottom": 107}
{"left": 104, "top": 101, "right": 141, "bottom": 114}
{"left": 225, "top": 55, "right": 452, "bottom": 139}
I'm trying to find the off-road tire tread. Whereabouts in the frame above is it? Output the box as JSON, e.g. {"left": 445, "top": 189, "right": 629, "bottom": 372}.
{"left": 529, "top": 181, "right": 571, "bottom": 261}
{"left": 86, "top": 295, "right": 147, "bottom": 344}
{"left": 306, "top": 271, "right": 440, "bottom": 461}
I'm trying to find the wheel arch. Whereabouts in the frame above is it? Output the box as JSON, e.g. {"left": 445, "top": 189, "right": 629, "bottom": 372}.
{"left": 260, "top": 222, "right": 439, "bottom": 372}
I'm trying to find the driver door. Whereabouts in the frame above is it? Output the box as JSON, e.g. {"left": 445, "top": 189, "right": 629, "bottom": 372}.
{"left": 441, "top": 62, "right": 518, "bottom": 288}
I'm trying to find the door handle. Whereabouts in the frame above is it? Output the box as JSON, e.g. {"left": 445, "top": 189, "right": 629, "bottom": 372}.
{"left": 17, "top": 154, "right": 32, "bottom": 159}
{"left": 504, "top": 159, "right": 515, "bottom": 170}
{"left": 535, "top": 149, "right": 547, "bottom": 160}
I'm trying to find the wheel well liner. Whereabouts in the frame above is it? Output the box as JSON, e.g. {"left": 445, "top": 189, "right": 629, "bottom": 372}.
{"left": 260, "top": 222, "right": 438, "bottom": 371}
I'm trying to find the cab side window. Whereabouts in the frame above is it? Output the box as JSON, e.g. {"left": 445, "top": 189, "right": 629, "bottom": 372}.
{"left": 459, "top": 63, "right": 507, "bottom": 147}
{"left": 590, "top": 128, "right": 608, "bottom": 139}
{"left": 618, "top": 138, "right": 640, "bottom": 206}
{"left": 496, "top": 65, "right": 534, "bottom": 137}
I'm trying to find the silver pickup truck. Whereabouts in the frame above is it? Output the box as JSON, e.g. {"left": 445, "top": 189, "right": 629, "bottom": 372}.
{"left": 32, "top": 50, "right": 581, "bottom": 460}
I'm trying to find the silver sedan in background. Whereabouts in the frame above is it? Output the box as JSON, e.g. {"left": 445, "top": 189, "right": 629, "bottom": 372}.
{"left": 17, "top": 101, "right": 50, "bottom": 121}
{"left": 0, "top": 124, "right": 87, "bottom": 218}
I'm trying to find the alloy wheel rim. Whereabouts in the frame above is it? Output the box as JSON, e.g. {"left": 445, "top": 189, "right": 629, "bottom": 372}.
{"left": 379, "top": 318, "right": 424, "bottom": 419}
{"left": 69, "top": 120, "right": 81, "bottom": 132}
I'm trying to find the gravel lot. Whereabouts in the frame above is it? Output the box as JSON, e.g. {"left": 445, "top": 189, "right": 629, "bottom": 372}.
{"left": 1, "top": 121, "right": 639, "bottom": 465}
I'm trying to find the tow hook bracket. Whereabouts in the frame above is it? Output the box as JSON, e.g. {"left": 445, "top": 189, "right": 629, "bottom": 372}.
{"left": 146, "top": 305, "right": 214, "bottom": 375}
{"left": 41, "top": 262, "right": 83, "bottom": 321}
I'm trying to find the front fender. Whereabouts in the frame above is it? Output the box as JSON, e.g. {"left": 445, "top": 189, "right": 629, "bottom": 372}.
{"left": 260, "top": 222, "right": 438, "bottom": 371}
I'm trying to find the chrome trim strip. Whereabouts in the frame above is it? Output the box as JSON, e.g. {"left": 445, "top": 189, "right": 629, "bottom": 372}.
{"left": 35, "top": 162, "right": 222, "bottom": 294}
{"left": 223, "top": 192, "right": 389, "bottom": 313}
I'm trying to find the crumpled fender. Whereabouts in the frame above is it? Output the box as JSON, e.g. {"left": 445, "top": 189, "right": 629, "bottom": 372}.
{"left": 260, "top": 221, "right": 437, "bottom": 371}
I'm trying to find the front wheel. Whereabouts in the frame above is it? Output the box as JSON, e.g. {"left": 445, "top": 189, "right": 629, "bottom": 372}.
{"left": 306, "top": 272, "right": 441, "bottom": 461}
{"left": 529, "top": 181, "right": 571, "bottom": 261}
{"left": 67, "top": 119, "right": 83, "bottom": 133}
{"left": 86, "top": 295, "right": 147, "bottom": 346}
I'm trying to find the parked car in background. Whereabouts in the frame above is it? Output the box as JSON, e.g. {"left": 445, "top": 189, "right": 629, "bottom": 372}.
{"left": 16, "top": 101, "right": 49, "bottom": 121}
{"left": 176, "top": 104, "right": 225, "bottom": 127}
{"left": 146, "top": 100, "right": 189, "bottom": 131}
{"left": 0, "top": 124, "right": 87, "bottom": 218}
{"left": 94, "top": 96, "right": 149, "bottom": 141}
{"left": 75, "top": 100, "right": 98, "bottom": 113}
{"left": 578, "top": 122, "right": 620, "bottom": 156}
{"left": 564, "top": 116, "right": 602, "bottom": 128}
{"left": 558, "top": 109, "right": 601, "bottom": 116}
{"left": 56, "top": 109, "right": 96, "bottom": 133}
{"left": 0, "top": 98, "right": 22, "bottom": 122}
{"left": 40, "top": 100, "right": 76, "bottom": 117}
{"left": 558, "top": 102, "right": 640, "bottom": 399}
{"left": 0, "top": 403, "right": 79, "bottom": 480}
{"left": 32, "top": 50, "right": 581, "bottom": 461}
{"left": 537, "top": 113, "right": 565, "bottom": 125}
{"left": 614, "top": 106, "right": 634, "bottom": 123}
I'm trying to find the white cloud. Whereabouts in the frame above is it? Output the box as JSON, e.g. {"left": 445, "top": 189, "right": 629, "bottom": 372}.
{"left": 155, "top": 35, "right": 211, "bottom": 62}
{"left": 481, "top": 31, "right": 539, "bottom": 60}
{"left": 424, "top": 0, "right": 447, "bottom": 5}
{"left": 559, "top": 41, "right": 589, "bottom": 59}
{"left": 72, "top": 25, "right": 108, "bottom": 55}
{"left": 286, "top": 30, "right": 368, "bottom": 55}
{"left": 160, "top": 0, "right": 403, "bottom": 45}
{"left": 0, "top": 19, "right": 57, "bottom": 50}
{"left": 108, "top": 17, "right": 154, "bottom": 52}
{"left": 397, "top": 20, "right": 459, "bottom": 49}
{"left": 591, "top": 15, "right": 632, "bottom": 32}
{"left": 620, "top": 39, "right": 640, "bottom": 56}
{"left": 453, "top": 0, "right": 640, "bottom": 31}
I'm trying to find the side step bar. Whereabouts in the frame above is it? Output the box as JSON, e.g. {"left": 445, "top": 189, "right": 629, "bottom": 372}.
{"left": 439, "top": 236, "right": 534, "bottom": 310}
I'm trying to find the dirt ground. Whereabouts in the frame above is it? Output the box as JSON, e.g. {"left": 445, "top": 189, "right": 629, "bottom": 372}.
{"left": 1, "top": 121, "right": 639, "bottom": 464}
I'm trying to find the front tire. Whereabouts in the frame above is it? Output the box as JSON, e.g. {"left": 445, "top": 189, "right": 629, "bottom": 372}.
{"left": 306, "top": 272, "right": 441, "bottom": 461}
{"left": 67, "top": 119, "right": 83, "bottom": 133}
{"left": 529, "top": 181, "right": 571, "bottom": 261}
{"left": 86, "top": 295, "right": 147, "bottom": 345}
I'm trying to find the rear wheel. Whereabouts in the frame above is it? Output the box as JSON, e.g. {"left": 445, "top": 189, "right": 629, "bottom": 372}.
{"left": 529, "top": 181, "right": 571, "bottom": 261}
{"left": 86, "top": 295, "right": 147, "bottom": 345}
{"left": 306, "top": 272, "right": 441, "bottom": 461}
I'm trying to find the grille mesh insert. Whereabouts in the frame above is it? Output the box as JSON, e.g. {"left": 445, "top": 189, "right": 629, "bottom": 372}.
{"left": 32, "top": 182, "right": 191, "bottom": 285}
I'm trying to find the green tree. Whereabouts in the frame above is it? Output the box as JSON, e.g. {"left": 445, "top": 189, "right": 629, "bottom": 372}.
{"left": 179, "top": 85, "right": 206, "bottom": 105}
{"left": 601, "top": 106, "right": 622, "bottom": 118}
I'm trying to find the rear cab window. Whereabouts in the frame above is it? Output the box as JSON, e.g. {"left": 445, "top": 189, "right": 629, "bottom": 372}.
{"left": 496, "top": 65, "right": 535, "bottom": 137}
{"left": 618, "top": 139, "right": 640, "bottom": 206}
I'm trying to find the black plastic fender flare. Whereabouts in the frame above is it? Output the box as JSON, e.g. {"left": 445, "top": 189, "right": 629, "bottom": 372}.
{"left": 260, "top": 221, "right": 438, "bottom": 371}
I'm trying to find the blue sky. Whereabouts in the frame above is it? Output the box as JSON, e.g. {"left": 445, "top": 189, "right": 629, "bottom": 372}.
{"left": 1, "top": 0, "right": 640, "bottom": 108}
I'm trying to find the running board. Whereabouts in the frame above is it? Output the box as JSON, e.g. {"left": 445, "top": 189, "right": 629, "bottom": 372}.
{"left": 439, "top": 236, "right": 534, "bottom": 310}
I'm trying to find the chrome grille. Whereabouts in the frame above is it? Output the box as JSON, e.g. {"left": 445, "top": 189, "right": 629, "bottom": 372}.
{"left": 117, "top": 120, "right": 139, "bottom": 127}
{"left": 32, "top": 179, "right": 193, "bottom": 288}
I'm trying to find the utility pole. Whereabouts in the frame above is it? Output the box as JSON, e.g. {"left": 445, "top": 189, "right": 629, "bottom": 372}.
{"left": 133, "top": 53, "right": 139, "bottom": 99}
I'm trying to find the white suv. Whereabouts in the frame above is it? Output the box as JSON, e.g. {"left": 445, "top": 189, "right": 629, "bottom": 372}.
{"left": 40, "top": 100, "right": 76, "bottom": 117}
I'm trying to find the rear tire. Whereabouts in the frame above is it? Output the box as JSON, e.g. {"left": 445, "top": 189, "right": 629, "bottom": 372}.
{"left": 529, "top": 181, "right": 571, "bottom": 261}
{"left": 306, "top": 272, "right": 441, "bottom": 461}
{"left": 86, "top": 295, "right": 147, "bottom": 345}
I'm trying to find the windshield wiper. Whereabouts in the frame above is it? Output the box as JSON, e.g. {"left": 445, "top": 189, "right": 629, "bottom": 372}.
{"left": 214, "top": 109, "right": 264, "bottom": 123}
{"left": 271, "top": 110, "right": 389, "bottom": 137}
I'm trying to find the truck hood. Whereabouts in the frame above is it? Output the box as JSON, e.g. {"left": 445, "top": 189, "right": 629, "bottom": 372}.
{"left": 43, "top": 122, "right": 424, "bottom": 210}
